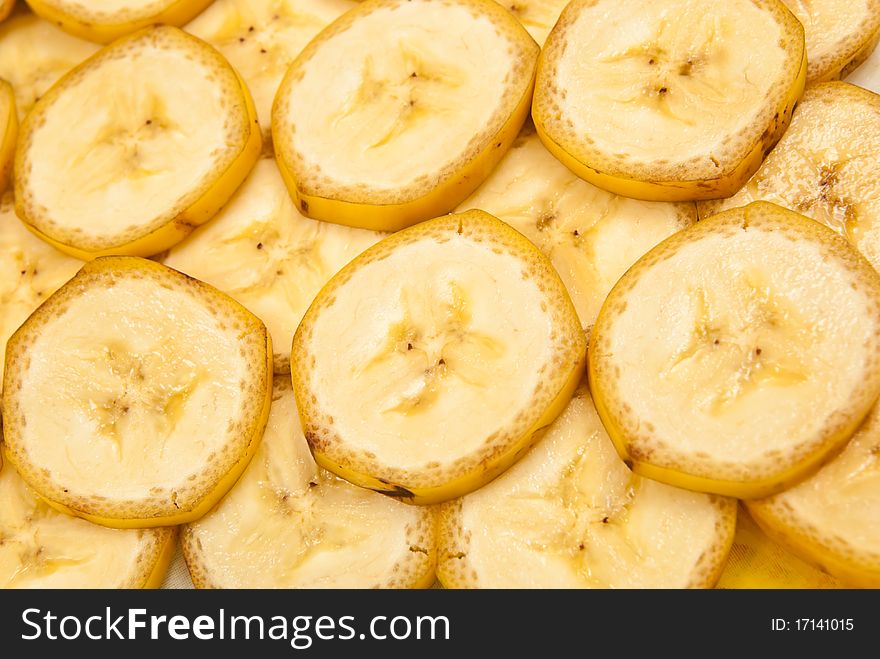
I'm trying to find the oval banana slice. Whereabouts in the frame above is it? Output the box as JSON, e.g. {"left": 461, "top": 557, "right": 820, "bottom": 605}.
{"left": 493, "top": 0, "right": 569, "bottom": 46}
{"left": 0, "top": 192, "right": 82, "bottom": 390}
{"left": 0, "top": 79, "right": 15, "bottom": 193}
{"left": 781, "top": 0, "right": 880, "bottom": 83}
{"left": 164, "top": 159, "right": 383, "bottom": 374}
{"left": 533, "top": 0, "right": 806, "bottom": 202}
{"left": 1, "top": 256, "right": 272, "bottom": 528}
{"left": 273, "top": 0, "right": 539, "bottom": 232}
{"left": 457, "top": 126, "right": 695, "bottom": 332}
{"left": 747, "top": 404, "right": 880, "bottom": 587}
{"left": 0, "top": 9, "right": 98, "bottom": 121}
{"left": 14, "top": 25, "right": 261, "bottom": 260}
{"left": 590, "top": 202, "right": 880, "bottom": 498}
{"left": 187, "top": 0, "right": 355, "bottom": 143}
{"left": 716, "top": 506, "right": 842, "bottom": 589}
{"left": 292, "top": 210, "right": 586, "bottom": 504}
{"left": 183, "top": 378, "right": 436, "bottom": 589}
{"left": 438, "top": 385, "right": 736, "bottom": 588}
{"left": 699, "top": 83, "right": 880, "bottom": 271}
{"left": 25, "top": 0, "right": 214, "bottom": 43}
{"left": 0, "top": 446, "right": 176, "bottom": 588}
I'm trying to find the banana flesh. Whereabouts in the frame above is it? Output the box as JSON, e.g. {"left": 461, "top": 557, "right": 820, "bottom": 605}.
{"left": 183, "top": 379, "right": 436, "bottom": 588}
{"left": 438, "top": 385, "right": 736, "bottom": 588}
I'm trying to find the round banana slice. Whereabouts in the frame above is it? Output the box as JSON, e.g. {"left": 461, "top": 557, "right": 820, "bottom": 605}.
{"left": 716, "top": 506, "right": 842, "bottom": 589}
{"left": 25, "top": 0, "right": 214, "bottom": 43}
{"left": 0, "top": 446, "right": 176, "bottom": 588}
{"left": 183, "top": 378, "right": 436, "bottom": 589}
{"left": 14, "top": 25, "right": 261, "bottom": 260}
{"left": 0, "top": 9, "right": 98, "bottom": 121}
{"left": 533, "top": 0, "right": 806, "bottom": 202}
{"left": 164, "top": 159, "right": 383, "bottom": 374}
{"left": 0, "top": 192, "right": 82, "bottom": 390}
{"left": 847, "top": 39, "right": 880, "bottom": 93}
{"left": 458, "top": 126, "right": 695, "bottom": 332}
{"left": 492, "top": 0, "right": 569, "bottom": 46}
{"left": 590, "top": 202, "right": 880, "bottom": 499}
{"left": 781, "top": 0, "right": 880, "bottom": 83}
{"left": 699, "top": 83, "right": 880, "bottom": 271}
{"left": 273, "top": 0, "right": 540, "bottom": 232}
{"left": 438, "top": 385, "right": 736, "bottom": 588}
{"left": 187, "top": 0, "right": 355, "bottom": 144}
{"left": 0, "top": 79, "right": 15, "bottom": 193}
{"left": 1, "top": 256, "right": 272, "bottom": 528}
{"left": 292, "top": 210, "right": 586, "bottom": 504}
{"left": 747, "top": 404, "right": 880, "bottom": 587}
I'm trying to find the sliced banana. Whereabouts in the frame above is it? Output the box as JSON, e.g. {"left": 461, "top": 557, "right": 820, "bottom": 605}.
{"left": 14, "top": 25, "right": 261, "bottom": 260}
{"left": 164, "top": 159, "right": 383, "bottom": 374}
{"left": 292, "top": 210, "right": 586, "bottom": 504}
{"left": 438, "top": 385, "right": 736, "bottom": 588}
{"left": 0, "top": 446, "right": 176, "bottom": 588}
{"left": 0, "top": 192, "right": 82, "bottom": 390}
{"left": 0, "top": 0, "right": 14, "bottom": 22}
{"left": 699, "top": 83, "right": 880, "bottom": 271}
{"left": 781, "top": 0, "right": 880, "bottom": 83}
{"left": 847, "top": 38, "right": 880, "bottom": 92}
{"left": 747, "top": 403, "right": 880, "bottom": 587}
{"left": 25, "top": 0, "right": 214, "bottom": 43}
{"left": 1, "top": 256, "right": 272, "bottom": 528}
{"left": 187, "top": 0, "right": 355, "bottom": 144}
{"left": 0, "top": 9, "right": 98, "bottom": 121}
{"left": 589, "top": 202, "right": 880, "bottom": 498}
{"left": 183, "top": 378, "right": 436, "bottom": 589}
{"left": 533, "top": 0, "right": 806, "bottom": 201}
{"left": 716, "top": 506, "right": 842, "bottom": 589}
{"left": 0, "top": 79, "right": 15, "bottom": 192}
{"left": 273, "top": 0, "right": 539, "bottom": 232}
{"left": 493, "top": 0, "right": 569, "bottom": 46}
{"left": 457, "top": 127, "right": 696, "bottom": 332}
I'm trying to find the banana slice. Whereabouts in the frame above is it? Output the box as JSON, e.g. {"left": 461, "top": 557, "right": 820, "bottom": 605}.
{"left": 0, "top": 9, "right": 98, "bottom": 121}
{"left": 0, "top": 192, "right": 82, "bottom": 390}
{"left": 0, "top": 79, "right": 15, "bottom": 192}
{"left": 847, "top": 39, "right": 880, "bottom": 93}
{"left": 493, "top": 0, "right": 569, "bottom": 46}
{"left": 747, "top": 403, "right": 880, "bottom": 587}
{"left": 186, "top": 0, "right": 355, "bottom": 144}
{"left": 14, "top": 25, "right": 261, "bottom": 260}
{"left": 164, "top": 159, "right": 383, "bottom": 374}
{"left": 2, "top": 256, "right": 272, "bottom": 528}
{"left": 781, "top": 0, "right": 880, "bottom": 83}
{"left": 590, "top": 202, "right": 880, "bottom": 498}
{"left": 716, "top": 506, "right": 842, "bottom": 589}
{"left": 0, "top": 446, "right": 176, "bottom": 588}
{"left": 533, "top": 0, "right": 806, "bottom": 202}
{"left": 25, "top": 0, "right": 214, "bottom": 43}
{"left": 273, "top": 0, "right": 539, "bottom": 232}
{"left": 457, "top": 126, "right": 696, "bottom": 332}
{"left": 292, "top": 210, "right": 586, "bottom": 504}
{"left": 438, "top": 385, "right": 736, "bottom": 588}
{"left": 183, "top": 378, "right": 436, "bottom": 589}
{"left": 699, "top": 83, "right": 880, "bottom": 271}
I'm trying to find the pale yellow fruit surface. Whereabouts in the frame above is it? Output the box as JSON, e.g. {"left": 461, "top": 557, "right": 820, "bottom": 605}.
{"left": 292, "top": 210, "right": 586, "bottom": 504}
{"left": 458, "top": 127, "right": 695, "bottom": 332}
{"left": 533, "top": 0, "right": 806, "bottom": 201}
{"left": 14, "top": 25, "right": 261, "bottom": 259}
{"left": 438, "top": 384, "right": 736, "bottom": 588}
{"left": 2, "top": 257, "right": 272, "bottom": 528}
{"left": 493, "top": 0, "right": 569, "bottom": 46}
{"left": 590, "top": 202, "right": 880, "bottom": 498}
{"left": 183, "top": 379, "right": 436, "bottom": 589}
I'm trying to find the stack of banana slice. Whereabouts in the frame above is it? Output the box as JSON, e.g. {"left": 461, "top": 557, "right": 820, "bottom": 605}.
{"left": 1, "top": 0, "right": 879, "bottom": 590}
